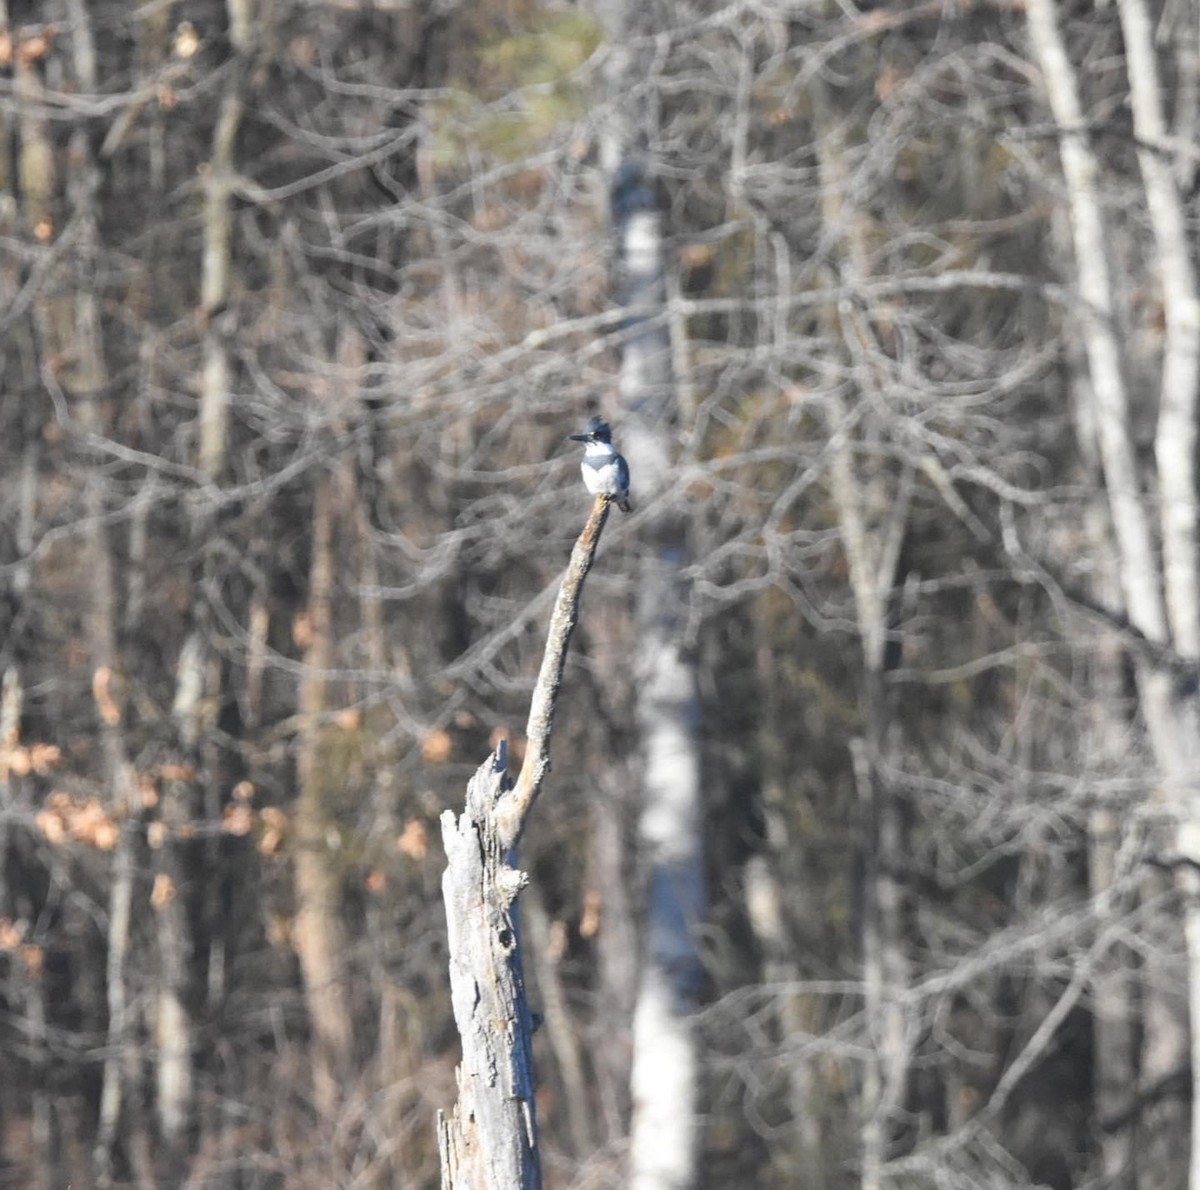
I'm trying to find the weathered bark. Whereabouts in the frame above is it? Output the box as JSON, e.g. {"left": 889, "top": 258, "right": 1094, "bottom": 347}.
{"left": 438, "top": 749, "right": 542, "bottom": 1190}
{"left": 439, "top": 495, "right": 613, "bottom": 1190}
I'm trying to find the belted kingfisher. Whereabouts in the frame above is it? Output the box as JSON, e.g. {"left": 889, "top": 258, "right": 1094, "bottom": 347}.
{"left": 570, "top": 417, "right": 632, "bottom": 513}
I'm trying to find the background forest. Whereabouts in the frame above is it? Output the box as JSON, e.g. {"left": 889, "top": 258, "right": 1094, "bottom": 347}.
{"left": 1, "top": 0, "right": 1198, "bottom": 1187}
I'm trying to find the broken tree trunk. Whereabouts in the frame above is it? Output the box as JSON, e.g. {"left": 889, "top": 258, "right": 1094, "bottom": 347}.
{"left": 437, "top": 495, "right": 612, "bottom": 1190}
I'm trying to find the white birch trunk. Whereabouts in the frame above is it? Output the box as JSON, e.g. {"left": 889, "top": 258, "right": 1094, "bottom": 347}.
{"left": 612, "top": 154, "right": 705, "bottom": 1190}
{"left": 592, "top": 4, "right": 706, "bottom": 1177}
{"left": 1025, "top": 0, "right": 1167, "bottom": 647}
{"left": 1117, "top": 0, "right": 1200, "bottom": 661}
{"left": 1027, "top": 5, "right": 1198, "bottom": 1186}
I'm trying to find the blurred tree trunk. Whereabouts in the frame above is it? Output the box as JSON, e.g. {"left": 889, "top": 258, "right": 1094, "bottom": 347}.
{"left": 1075, "top": 365, "right": 1139, "bottom": 1188}
{"left": 810, "top": 73, "right": 913, "bottom": 1188}
{"left": 199, "top": 41, "right": 245, "bottom": 482}
{"left": 604, "top": 95, "right": 706, "bottom": 1190}
{"left": 589, "top": 7, "right": 706, "bottom": 1184}
{"left": 40, "top": 4, "right": 155, "bottom": 1182}
{"left": 1026, "top": 3, "right": 1200, "bottom": 1187}
{"left": 524, "top": 881, "right": 596, "bottom": 1158}
{"left": 294, "top": 461, "right": 356, "bottom": 1120}
{"left": 1115, "top": 9, "right": 1200, "bottom": 1180}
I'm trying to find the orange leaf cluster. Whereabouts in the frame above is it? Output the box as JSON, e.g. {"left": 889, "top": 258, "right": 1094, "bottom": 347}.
{"left": 0, "top": 921, "right": 43, "bottom": 976}
{"left": 221, "top": 803, "right": 255, "bottom": 837}
{"left": 36, "top": 791, "right": 119, "bottom": 851}
{"left": 0, "top": 742, "right": 62, "bottom": 780}
{"left": 0, "top": 917, "right": 25, "bottom": 951}
{"left": 396, "top": 818, "right": 428, "bottom": 860}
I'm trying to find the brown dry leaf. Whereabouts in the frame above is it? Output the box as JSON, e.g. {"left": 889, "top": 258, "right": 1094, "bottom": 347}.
{"left": 232, "top": 780, "right": 255, "bottom": 802}
{"left": 158, "top": 763, "right": 195, "bottom": 782}
{"left": 147, "top": 820, "right": 167, "bottom": 850}
{"left": 5, "top": 747, "right": 32, "bottom": 778}
{"left": 579, "top": 889, "right": 602, "bottom": 939}
{"left": 221, "top": 803, "right": 254, "bottom": 837}
{"left": 18, "top": 30, "right": 53, "bottom": 66}
{"left": 364, "top": 869, "right": 387, "bottom": 894}
{"left": 92, "top": 818, "right": 119, "bottom": 852}
{"left": 150, "top": 872, "right": 176, "bottom": 909}
{"left": 335, "top": 709, "right": 361, "bottom": 732}
{"left": 157, "top": 83, "right": 177, "bottom": 111}
{"left": 0, "top": 31, "right": 12, "bottom": 66}
{"left": 138, "top": 773, "right": 160, "bottom": 809}
{"left": 396, "top": 818, "right": 428, "bottom": 860}
{"left": 0, "top": 918, "right": 25, "bottom": 950}
{"left": 29, "top": 743, "right": 62, "bottom": 775}
{"left": 33, "top": 217, "right": 54, "bottom": 243}
{"left": 421, "top": 728, "right": 453, "bottom": 765}
{"left": 35, "top": 807, "right": 66, "bottom": 846}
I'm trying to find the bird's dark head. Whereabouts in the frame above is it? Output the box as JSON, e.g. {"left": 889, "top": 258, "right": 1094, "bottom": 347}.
{"left": 569, "top": 416, "right": 612, "bottom": 444}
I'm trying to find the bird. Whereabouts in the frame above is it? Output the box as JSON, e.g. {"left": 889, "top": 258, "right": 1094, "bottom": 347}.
{"left": 569, "top": 416, "right": 632, "bottom": 513}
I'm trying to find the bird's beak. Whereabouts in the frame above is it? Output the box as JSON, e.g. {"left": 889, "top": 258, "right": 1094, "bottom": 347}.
{"left": 568, "top": 433, "right": 589, "bottom": 441}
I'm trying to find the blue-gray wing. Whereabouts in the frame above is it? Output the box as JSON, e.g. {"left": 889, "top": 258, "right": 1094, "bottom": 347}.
{"left": 614, "top": 453, "right": 631, "bottom": 496}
